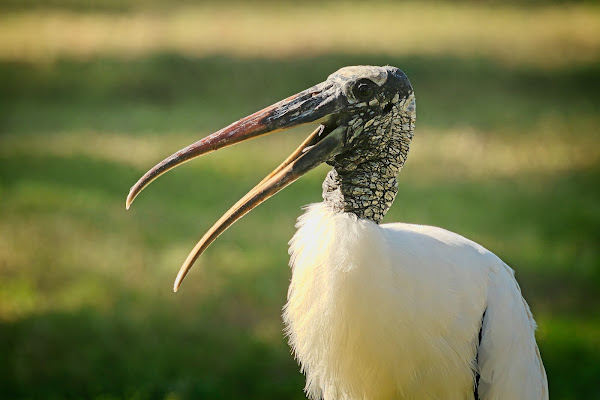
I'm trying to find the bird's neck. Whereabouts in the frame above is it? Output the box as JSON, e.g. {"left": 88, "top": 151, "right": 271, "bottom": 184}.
{"left": 321, "top": 105, "right": 415, "bottom": 224}
{"left": 321, "top": 166, "right": 396, "bottom": 224}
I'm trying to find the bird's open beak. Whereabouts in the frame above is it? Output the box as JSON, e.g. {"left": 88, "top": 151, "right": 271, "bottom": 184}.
{"left": 126, "top": 81, "right": 347, "bottom": 291}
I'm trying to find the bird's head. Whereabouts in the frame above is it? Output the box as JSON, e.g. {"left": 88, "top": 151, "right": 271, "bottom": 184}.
{"left": 126, "top": 65, "right": 415, "bottom": 290}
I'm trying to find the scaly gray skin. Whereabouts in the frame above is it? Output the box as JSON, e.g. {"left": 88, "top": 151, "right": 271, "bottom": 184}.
{"left": 321, "top": 67, "right": 416, "bottom": 224}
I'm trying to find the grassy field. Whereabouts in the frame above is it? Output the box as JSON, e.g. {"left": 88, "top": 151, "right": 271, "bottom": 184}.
{"left": 1, "top": 2, "right": 599, "bottom": 399}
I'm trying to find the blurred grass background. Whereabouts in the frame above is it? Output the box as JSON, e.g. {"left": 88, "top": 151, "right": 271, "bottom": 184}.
{"left": 1, "top": 1, "right": 599, "bottom": 399}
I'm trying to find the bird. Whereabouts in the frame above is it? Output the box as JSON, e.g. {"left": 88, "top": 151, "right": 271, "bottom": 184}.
{"left": 126, "top": 65, "right": 548, "bottom": 399}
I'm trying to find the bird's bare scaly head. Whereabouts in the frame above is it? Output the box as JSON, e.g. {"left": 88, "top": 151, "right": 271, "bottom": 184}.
{"left": 301, "top": 66, "right": 415, "bottom": 158}
{"left": 126, "top": 65, "right": 415, "bottom": 290}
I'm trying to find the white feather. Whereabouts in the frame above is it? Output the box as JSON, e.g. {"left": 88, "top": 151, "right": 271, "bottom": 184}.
{"left": 283, "top": 203, "right": 548, "bottom": 400}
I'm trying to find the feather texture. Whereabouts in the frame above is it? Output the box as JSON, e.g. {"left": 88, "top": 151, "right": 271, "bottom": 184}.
{"left": 284, "top": 203, "right": 548, "bottom": 400}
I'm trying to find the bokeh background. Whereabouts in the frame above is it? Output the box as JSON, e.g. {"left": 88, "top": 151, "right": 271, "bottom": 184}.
{"left": 1, "top": 0, "right": 599, "bottom": 399}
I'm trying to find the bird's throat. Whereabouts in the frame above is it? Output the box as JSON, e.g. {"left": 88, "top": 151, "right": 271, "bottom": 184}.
{"left": 321, "top": 130, "right": 412, "bottom": 224}
{"left": 322, "top": 162, "right": 398, "bottom": 224}
{"left": 322, "top": 93, "right": 415, "bottom": 224}
{"left": 323, "top": 164, "right": 398, "bottom": 224}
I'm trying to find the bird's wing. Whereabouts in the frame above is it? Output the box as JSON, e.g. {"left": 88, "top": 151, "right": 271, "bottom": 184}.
{"left": 382, "top": 222, "right": 548, "bottom": 399}
{"left": 476, "top": 261, "right": 548, "bottom": 400}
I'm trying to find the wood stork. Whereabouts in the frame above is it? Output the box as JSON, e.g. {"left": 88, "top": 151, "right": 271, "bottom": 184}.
{"left": 126, "top": 65, "right": 548, "bottom": 399}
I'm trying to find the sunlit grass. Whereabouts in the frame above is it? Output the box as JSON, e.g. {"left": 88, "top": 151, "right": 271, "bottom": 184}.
{"left": 1, "top": 3, "right": 599, "bottom": 67}
{"left": 1, "top": 123, "right": 598, "bottom": 397}
{"left": 1, "top": 121, "right": 598, "bottom": 181}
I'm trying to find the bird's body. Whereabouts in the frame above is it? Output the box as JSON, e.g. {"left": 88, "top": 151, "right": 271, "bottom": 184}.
{"left": 127, "top": 65, "right": 548, "bottom": 399}
{"left": 285, "top": 203, "right": 547, "bottom": 399}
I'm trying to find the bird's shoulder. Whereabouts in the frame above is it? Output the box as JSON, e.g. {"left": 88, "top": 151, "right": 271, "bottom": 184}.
{"left": 381, "top": 222, "right": 488, "bottom": 251}
{"left": 379, "top": 222, "right": 505, "bottom": 270}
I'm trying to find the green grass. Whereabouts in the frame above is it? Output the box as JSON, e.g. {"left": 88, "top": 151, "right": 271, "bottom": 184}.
{"left": 1, "top": 4, "right": 599, "bottom": 399}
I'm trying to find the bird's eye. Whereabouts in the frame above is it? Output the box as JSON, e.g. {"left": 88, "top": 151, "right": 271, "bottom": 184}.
{"left": 353, "top": 80, "right": 375, "bottom": 100}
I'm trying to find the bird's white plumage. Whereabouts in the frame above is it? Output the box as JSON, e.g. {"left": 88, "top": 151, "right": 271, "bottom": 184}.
{"left": 284, "top": 203, "right": 548, "bottom": 400}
